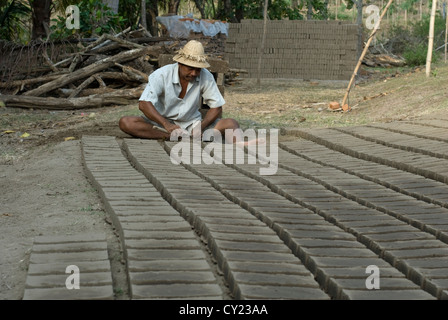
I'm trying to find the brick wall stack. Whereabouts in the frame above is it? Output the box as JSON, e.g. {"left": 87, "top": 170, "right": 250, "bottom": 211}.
{"left": 225, "top": 19, "right": 360, "bottom": 81}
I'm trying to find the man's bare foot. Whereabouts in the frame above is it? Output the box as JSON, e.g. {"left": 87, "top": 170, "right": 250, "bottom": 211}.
{"left": 235, "top": 138, "right": 266, "bottom": 147}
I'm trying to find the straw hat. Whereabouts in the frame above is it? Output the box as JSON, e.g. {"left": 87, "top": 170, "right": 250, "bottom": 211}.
{"left": 173, "top": 40, "right": 210, "bottom": 68}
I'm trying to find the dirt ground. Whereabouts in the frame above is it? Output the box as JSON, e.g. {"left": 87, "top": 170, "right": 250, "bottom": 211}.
{"left": 1, "top": 61, "right": 448, "bottom": 300}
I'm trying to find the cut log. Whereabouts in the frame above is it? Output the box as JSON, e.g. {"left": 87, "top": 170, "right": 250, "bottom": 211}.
{"left": 0, "top": 72, "right": 69, "bottom": 89}
{"left": 58, "top": 87, "right": 117, "bottom": 97}
{"left": 115, "top": 63, "right": 149, "bottom": 83}
{"left": 23, "top": 46, "right": 160, "bottom": 97}
{"left": 1, "top": 85, "right": 145, "bottom": 109}
{"left": 68, "top": 76, "right": 96, "bottom": 98}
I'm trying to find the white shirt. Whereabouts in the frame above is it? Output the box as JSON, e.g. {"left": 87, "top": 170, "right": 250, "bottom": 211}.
{"left": 139, "top": 63, "right": 225, "bottom": 130}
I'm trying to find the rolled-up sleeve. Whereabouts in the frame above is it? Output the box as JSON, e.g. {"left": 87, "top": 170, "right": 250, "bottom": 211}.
{"left": 201, "top": 70, "right": 225, "bottom": 108}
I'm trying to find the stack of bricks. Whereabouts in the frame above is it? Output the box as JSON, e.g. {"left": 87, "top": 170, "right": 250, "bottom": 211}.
{"left": 225, "top": 19, "right": 360, "bottom": 81}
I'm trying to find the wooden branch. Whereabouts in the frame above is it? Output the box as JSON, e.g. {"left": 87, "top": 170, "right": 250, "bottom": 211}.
{"left": 42, "top": 50, "right": 59, "bottom": 73}
{"left": 100, "top": 34, "right": 144, "bottom": 50}
{"left": 93, "top": 74, "right": 106, "bottom": 87}
{"left": 115, "top": 63, "right": 149, "bottom": 83}
{"left": 0, "top": 72, "right": 69, "bottom": 89}
{"left": 84, "top": 34, "right": 107, "bottom": 51}
{"left": 68, "top": 76, "right": 95, "bottom": 98}
{"left": 23, "top": 46, "right": 160, "bottom": 97}
{"left": 68, "top": 54, "right": 82, "bottom": 72}
{"left": 53, "top": 56, "right": 74, "bottom": 68}
{"left": 58, "top": 87, "right": 117, "bottom": 97}
{"left": 89, "top": 27, "right": 132, "bottom": 51}
{"left": 1, "top": 85, "right": 145, "bottom": 109}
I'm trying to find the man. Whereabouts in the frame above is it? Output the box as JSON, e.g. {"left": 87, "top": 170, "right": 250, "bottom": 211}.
{"left": 119, "top": 40, "right": 242, "bottom": 143}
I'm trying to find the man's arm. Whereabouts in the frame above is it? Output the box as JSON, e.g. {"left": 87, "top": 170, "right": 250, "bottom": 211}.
{"left": 139, "top": 100, "right": 180, "bottom": 133}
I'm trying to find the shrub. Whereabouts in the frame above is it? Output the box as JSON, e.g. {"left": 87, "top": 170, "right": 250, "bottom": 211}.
{"left": 403, "top": 43, "right": 439, "bottom": 66}
{"left": 382, "top": 13, "right": 446, "bottom": 57}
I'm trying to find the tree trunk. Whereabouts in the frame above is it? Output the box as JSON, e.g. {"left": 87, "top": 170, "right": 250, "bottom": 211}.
{"left": 168, "top": 0, "right": 181, "bottom": 14}
{"left": 141, "top": 0, "right": 147, "bottom": 29}
{"left": 193, "top": 0, "right": 206, "bottom": 19}
{"left": 147, "top": 0, "right": 159, "bottom": 36}
{"left": 31, "top": 0, "right": 51, "bottom": 40}
{"left": 336, "top": 0, "right": 338, "bottom": 20}
{"left": 307, "top": 1, "right": 313, "bottom": 20}
{"left": 356, "top": 0, "right": 363, "bottom": 62}
{"left": 216, "top": 0, "right": 232, "bottom": 20}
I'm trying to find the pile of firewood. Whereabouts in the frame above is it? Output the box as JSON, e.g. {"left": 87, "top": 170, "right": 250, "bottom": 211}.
{"left": 0, "top": 28, "right": 181, "bottom": 110}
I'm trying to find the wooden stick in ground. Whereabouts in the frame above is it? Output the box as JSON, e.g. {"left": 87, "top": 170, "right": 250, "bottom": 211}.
{"left": 341, "top": 0, "right": 394, "bottom": 107}
{"left": 445, "top": 5, "right": 448, "bottom": 63}
{"left": 256, "top": 0, "right": 269, "bottom": 86}
{"left": 426, "top": 0, "right": 438, "bottom": 77}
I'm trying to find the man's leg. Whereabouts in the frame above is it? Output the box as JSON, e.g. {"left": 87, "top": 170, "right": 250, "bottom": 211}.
{"left": 119, "top": 116, "right": 170, "bottom": 139}
{"left": 213, "top": 118, "right": 264, "bottom": 145}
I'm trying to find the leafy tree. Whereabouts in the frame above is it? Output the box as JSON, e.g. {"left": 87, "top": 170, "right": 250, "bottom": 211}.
{"left": 0, "top": 0, "right": 31, "bottom": 41}
{"left": 214, "top": 0, "right": 306, "bottom": 22}
{"left": 49, "top": 0, "right": 126, "bottom": 39}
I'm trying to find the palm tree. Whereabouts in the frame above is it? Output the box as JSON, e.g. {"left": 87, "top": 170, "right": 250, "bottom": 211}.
{"left": 0, "top": 0, "right": 31, "bottom": 41}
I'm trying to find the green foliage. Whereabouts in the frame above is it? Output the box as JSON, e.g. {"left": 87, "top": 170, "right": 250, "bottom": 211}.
{"left": 118, "top": 0, "right": 140, "bottom": 27}
{"left": 50, "top": 0, "right": 126, "bottom": 40}
{"left": 384, "top": 12, "right": 446, "bottom": 67}
{"left": 412, "top": 13, "right": 447, "bottom": 49}
{"left": 267, "top": 0, "right": 303, "bottom": 20}
{"left": 402, "top": 43, "right": 426, "bottom": 66}
{"left": 386, "top": 24, "right": 416, "bottom": 54}
{"left": 0, "top": 0, "right": 31, "bottom": 42}
{"left": 227, "top": 0, "right": 304, "bottom": 21}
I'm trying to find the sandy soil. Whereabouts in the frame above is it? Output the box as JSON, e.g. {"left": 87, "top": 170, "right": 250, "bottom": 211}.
{"left": 0, "top": 117, "right": 132, "bottom": 300}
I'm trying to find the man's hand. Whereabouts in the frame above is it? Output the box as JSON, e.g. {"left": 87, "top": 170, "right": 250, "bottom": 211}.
{"left": 163, "top": 122, "right": 189, "bottom": 141}
{"left": 163, "top": 121, "right": 182, "bottom": 134}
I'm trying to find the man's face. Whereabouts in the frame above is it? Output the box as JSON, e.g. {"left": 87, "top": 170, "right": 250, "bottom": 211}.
{"left": 179, "top": 63, "right": 201, "bottom": 82}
